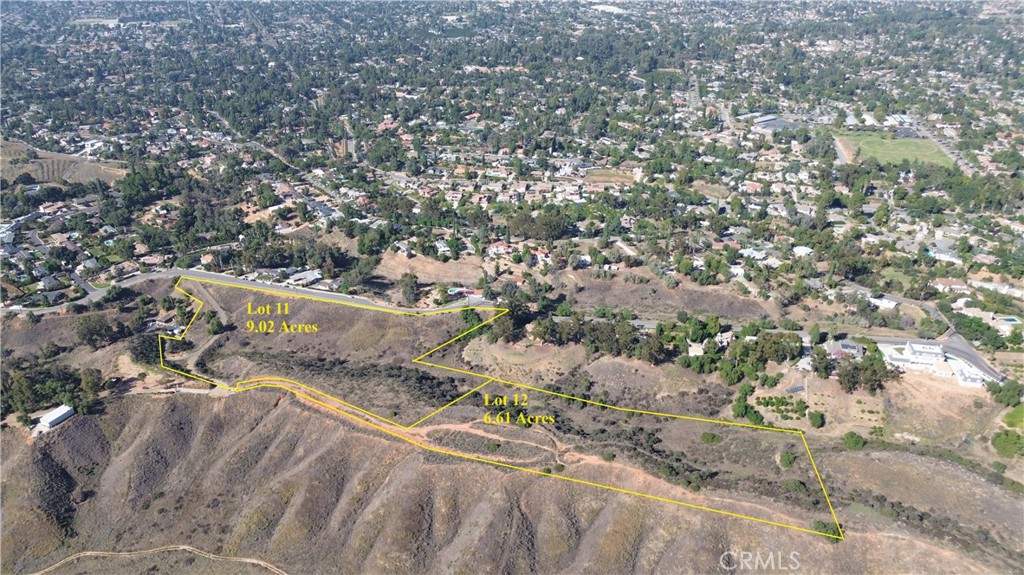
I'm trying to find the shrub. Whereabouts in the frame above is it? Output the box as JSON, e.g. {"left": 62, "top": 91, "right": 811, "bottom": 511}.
{"left": 992, "top": 430, "right": 1024, "bottom": 458}
{"left": 700, "top": 432, "right": 723, "bottom": 445}
{"left": 780, "top": 451, "right": 797, "bottom": 468}
{"left": 812, "top": 520, "right": 843, "bottom": 543}
{"left": 783, "top": 479, "right": 807, "bottom": 493}
{"left": 809, "top": 411, "right": 825, "bottom": 428}
{"left": 842, "top": 431, "right": 867, "bottom": 449}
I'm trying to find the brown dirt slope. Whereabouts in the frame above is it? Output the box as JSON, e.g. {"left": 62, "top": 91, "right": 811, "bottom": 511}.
{"left": 0, "top": 392, "right": 1012, "bottom": 574}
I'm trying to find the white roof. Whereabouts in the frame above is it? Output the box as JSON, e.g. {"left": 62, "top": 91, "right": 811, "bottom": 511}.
{"left": 40, "top": 404, "right": 74, "bottom": 426}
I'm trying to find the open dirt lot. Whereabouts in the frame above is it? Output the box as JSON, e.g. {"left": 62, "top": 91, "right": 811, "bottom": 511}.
{"left": 169, "top": 279, "right": 488, "bottom": 426}
{"left": 554, "top": 268, "right": 776, "bottom": 322}
{"left": 373, "top": 251, "right": 486, "bottom": 287}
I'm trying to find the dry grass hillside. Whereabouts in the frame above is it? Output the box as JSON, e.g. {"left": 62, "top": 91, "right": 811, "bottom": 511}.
{"left": 0, "top": 392, "right": 1015, "bottom": 575}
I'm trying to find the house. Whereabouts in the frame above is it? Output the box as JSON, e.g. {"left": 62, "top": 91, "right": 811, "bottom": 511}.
{"left": 739, "top": 248, "right": 766, "bottom": 260}
{"left": 287, "top": 269, "right": 322, "bottom": 286}
{"left": 38, "top": 275, "right": 62, "bottom": 291}
{"left": 905, "top": 341, "right": 945, "bottom": 363}
{"left": 947, "top": 357, "right": 993, "bottom": 388}
{"left": 487, "top": 241, "right": 514, "bottom": 257}
{"left": 878, "top": 340, "right": 949, "bottom": 374}
{"left": 823, "top": 340, "right": 864, "bottom": 360}
{"left": 933, "top": 278, "right": 971, "bottom": 294}
{"left": 38, "top": 404, "right": 74, "bottom": 431}
{"left": 868, "top": 295, "right": 900, "bottom": 310}
{"left": 930, "top": 248, "right": 963, "bottom": 265}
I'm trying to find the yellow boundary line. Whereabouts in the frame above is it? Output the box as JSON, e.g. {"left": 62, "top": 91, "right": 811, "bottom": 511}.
{"left": 159, "top": 275, "right": 844, "bottom": 540}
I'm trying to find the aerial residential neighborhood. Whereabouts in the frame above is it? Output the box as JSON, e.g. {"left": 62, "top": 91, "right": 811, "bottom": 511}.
{"left": 1, "top": 2, "right": 1022, "bottom": 574}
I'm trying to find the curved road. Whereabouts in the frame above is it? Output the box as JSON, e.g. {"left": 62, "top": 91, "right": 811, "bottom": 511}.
{"left": 3, "top": 268, "right": 490, "bottom": 316}
{"left": 5, "top": 269, "right": 1003, "bottom": 381}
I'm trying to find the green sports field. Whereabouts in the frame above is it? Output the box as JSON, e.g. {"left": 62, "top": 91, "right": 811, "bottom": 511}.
{"left": 836, "top": 131, "right": 954, "bottom": 167}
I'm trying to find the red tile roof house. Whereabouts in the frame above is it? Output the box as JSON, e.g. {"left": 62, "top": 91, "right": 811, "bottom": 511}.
{"left": 487, "top": 241, "right": 515, "bottom": 257}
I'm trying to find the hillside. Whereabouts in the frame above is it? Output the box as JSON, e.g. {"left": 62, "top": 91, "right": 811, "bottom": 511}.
{"left": 1, "top": 391, "right": 1007, "bottom": 574}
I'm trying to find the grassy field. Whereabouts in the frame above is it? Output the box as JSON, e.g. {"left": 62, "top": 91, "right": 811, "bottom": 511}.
{"left": 836, "top": 131, "right": 953, "bottom": 167}
{"left": 583, "top": 168, "right": 634, "bottom": 184}
{"left": 1004, "top": 404, "right": 1024, "bottom": 430}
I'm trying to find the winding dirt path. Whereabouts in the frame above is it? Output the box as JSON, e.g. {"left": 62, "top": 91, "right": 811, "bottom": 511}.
{"left": 29, "top": 545, "right": 289, "bottom": 575}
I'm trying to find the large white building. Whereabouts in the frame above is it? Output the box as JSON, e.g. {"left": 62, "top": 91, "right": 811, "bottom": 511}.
{"left": 38, "top": 404, "right": 74, "bottom": 431}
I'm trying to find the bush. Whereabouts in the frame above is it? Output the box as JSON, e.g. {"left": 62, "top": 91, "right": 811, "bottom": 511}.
{"left": 783, "top": 479, "right": 807, "bottom": 493}
{"left": 780, "top": 451, "right": 797, "bottom": 468}
{"left": 842, "top": 431, "right": 867, "bottom": 449}
{"left": 991, "top": 430, "right": 1024, "bottom": 458}
{"left": 700, "top": 432, "right": 723, "bottom": 445}
{"left": 601, "top": 452, "right": 615, "bottom": 462}
{"left": 809, "top": 411, "right": 826, "bottom": 428}
{"left": 812, "top": 520, "right": 843, "bottom": 542}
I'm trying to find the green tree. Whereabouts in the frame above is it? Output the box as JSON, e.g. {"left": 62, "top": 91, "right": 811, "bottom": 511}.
{"left": 992, "top": 430, "right": 1024, "bottom": 458}
{"left": 842, "top": 431, "right": 867, "bottom": 449}
{"left": 207, "top": 314, "right": 224, "bottom": 335}
{"left": 809, "top": 411, "right": 826, "bottom": 428}
{"left": 398, "top": 272, "right": 419, "bottom": 305}
{"left": 809, "top": 324, "right": 822, "bottom": 345}
{"left": 811, "top": 346, "right": 832, "bottom": 379}
{"left": 77, "top": 315, "right": 111, "bottom": 349}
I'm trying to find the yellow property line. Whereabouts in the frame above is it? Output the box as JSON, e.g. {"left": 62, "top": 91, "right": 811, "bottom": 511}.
{"left": 158, "top": 275, "right": 844, "bottom": 540}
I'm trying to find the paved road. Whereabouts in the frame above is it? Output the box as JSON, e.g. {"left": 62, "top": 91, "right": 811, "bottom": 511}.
{"left": 4, "top": 268, "right": 489, "bottom": 316}
{"left": 846, "top": 282, "right": 953, "bottom": 335}
{"left": 6, "top": 269, "right": 1003, "bottom": 381}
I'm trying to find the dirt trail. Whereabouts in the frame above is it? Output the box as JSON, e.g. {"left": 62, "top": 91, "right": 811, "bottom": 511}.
{"left": 29, "top": 545, "right": 288, "bottom": 575}
{"left": 235, "top": 379, "right": 838, "bottom": 539}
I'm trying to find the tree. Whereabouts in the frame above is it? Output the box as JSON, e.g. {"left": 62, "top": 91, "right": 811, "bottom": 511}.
{"left": 811, "top": 346, "right": 832, "bottom": 379}
{"left": 842, "top": 431, "right": 867, "bottom": 449}
{"left": 398, "top": 272, "right": 419, "bottom": 305}
{"left": 809, "top": 323, "right": 822, "bottom": 345}
{"left": 77, "top": 368, "right": 102, "bottom": 413}
{"left": 812, "top": 520, "right": 843, "bottom": 543}
{"left": 77, "top": 314, "right": 111, "bottom": 349}
{"left": 992, "top": 430, "right": 1024, "bottom": 458}
{"left": 207, "top": 314, "right": 224, "bottom": 335}
{"left": 987, "top": 379, "right": 1023, "bottom": 407}
{"left": 836, "top": 353, "right": 899, "bottom": 394}
{"left": 128, "top": 334, "right": 160, "bottom": 365}
{"left": 873, "top": 202, "right": 891, "bottom": 226}
{"left": 809, "top": 411, "right": 825, "bottom": 428}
